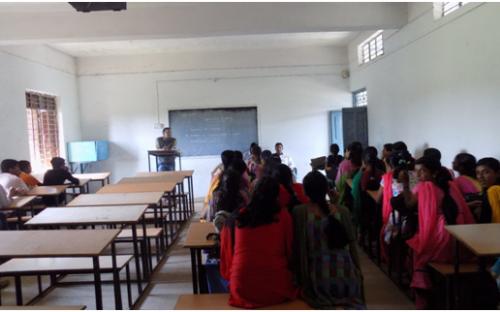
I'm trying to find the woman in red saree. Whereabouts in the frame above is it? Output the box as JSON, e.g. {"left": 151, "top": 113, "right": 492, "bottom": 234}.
{"left": 402, "top": 156, "right": 475, "bottom": 308}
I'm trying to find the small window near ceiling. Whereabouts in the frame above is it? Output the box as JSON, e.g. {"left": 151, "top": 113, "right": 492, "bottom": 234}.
{"left": 353, "top": 89, "right": 367, "bottom": 107}
{"left": 434, "top": 2, "right": 468, "bottom": 18}
{"left": 358, "top": 30, "right": 384, "bottom": 65}
{"left": 25, "top": 91, "right": 60, "bottom": 172}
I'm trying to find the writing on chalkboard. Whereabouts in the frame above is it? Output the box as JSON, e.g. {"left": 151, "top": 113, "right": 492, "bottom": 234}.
{"left": 169, "top": 107, "right": 258, "bottom": 156}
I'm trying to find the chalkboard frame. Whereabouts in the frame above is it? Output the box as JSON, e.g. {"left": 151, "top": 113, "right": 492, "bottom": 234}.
{"left": 168, "top": 106, "right": 259, "bottom": 157}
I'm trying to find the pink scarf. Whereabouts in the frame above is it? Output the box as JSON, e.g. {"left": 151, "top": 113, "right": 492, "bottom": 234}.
{"left": 407, "top": 181, "right": 475, "bottom": 289}
{"left": 379, "top": 172, "right": 394, "bottom": 263}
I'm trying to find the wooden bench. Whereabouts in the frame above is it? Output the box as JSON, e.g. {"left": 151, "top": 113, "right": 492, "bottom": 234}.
{"left": 174, "top": 294, "right": 312, "bottom": 310}
{"left": 118, "top": 227, "right": 165, "bottom": 262}
{"left": 0, "top": 305, "right": 86, "bottom": 310}
{"left": 428, "top": 262, "right": 478, "bottom": 309}
{"left": 0, "top": 256, "right": 134, "bottom": 309}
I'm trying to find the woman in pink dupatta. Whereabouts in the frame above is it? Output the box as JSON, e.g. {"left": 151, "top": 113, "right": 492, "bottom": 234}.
{"left": 453, "top": 153, "right": 482, "bottom": 195}
{"left": 402, "top": 156, "right": 475, "bottom": 308}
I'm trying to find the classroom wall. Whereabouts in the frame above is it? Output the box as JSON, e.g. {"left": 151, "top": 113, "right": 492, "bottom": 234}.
{"left": 0, "top": 45, "right": 81, "bottom": 169}
{"left": 348, "top": 3, "right": 500, "bottom": 168}
{"left": 77, "top": 46, "right": 352, "bottom": 197}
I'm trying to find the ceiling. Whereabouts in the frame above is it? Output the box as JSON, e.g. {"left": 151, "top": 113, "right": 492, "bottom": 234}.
{"left": 49, "top": 32, "right": 359, "bottom": 57}
{"left": 0, "top": 2, "right": 408, "bottom": 58}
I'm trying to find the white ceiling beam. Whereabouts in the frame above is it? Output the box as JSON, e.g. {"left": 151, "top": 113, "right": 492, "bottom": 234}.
{"left": 0, "top": 3, "right": 408, "bottom": 44}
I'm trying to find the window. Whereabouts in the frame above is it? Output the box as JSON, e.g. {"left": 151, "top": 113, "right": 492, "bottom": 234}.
{"left": 436, "top": 2, "right": 468, "bottom": 18}
{"left": 25, "top": 91, "right": 60, "bottom": 172}
{"left": 358, "top": 30, "right": 384, "bottom": 65}
{"left": 353, "top": 89, "right": 367, "bottom": 107}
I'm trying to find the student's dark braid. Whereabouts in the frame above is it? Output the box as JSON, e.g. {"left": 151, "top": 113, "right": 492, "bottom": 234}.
{"left": 303, "top": 170, "right": 349, "bottom": 249}
{"left": 416, "top": 156, "right": 458, "bottom": 225}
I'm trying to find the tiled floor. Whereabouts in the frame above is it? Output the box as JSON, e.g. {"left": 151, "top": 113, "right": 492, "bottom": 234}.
{"left": 0, "top": 203, "right": 415, "bottom": 309}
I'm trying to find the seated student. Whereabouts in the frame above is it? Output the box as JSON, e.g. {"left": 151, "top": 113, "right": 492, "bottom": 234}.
{"left": 246, "top": 145, "right": 262, "bottom": 181}
{"left": 423, "top": 147, "right": 454, "bottom": 178}
{"left": 273, "top": 142, "right": 297, "bottom": 175}
{"left": 202, "top": 150, "right": 235, "bottom": 219}
{"left": 475, "top": 157, "right": 500, "bottom": 223}
{"left": 402, "top": 156, "right": 475, "bottom": 308}
{"left": 43, "top": 157, "right": 79, "bottom": 186}
{"left": 243, "top": 142, "right": 258, "bottom": 162}
{"left": 292, "top": 170, "right": 365, "bottom": 309}
{"left": 381, "top": 143, "right": 393, "bottom": 171}
{"left": 335, "top": 142, "right": 363, "bottom": 206}
{"left": 452, "top": 153, "right": 482, "bottom": 219}
{"left": 211, "top": 169, "right": 250, "bottom": 231}
{"left": 378, "top": 150, "right": 415, "bottom": 263}
{"left": 0, "top": 159, "right": 29, "bottom": 195}
{"left": 220, "top": 177, "right": 297, "bottom": 308}
{"left": 18, "top": 160, "right": 42, "bottom": 188}
{"left": 273, "top": 164, "right": 308, "bottom": 211}
{"left": 325, "top": 143, "right": 343, "bottom": 187}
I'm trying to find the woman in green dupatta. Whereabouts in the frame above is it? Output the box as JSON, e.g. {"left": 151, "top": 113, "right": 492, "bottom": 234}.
{"left": 292, "top": 170, "right": 365, "bottom": 309}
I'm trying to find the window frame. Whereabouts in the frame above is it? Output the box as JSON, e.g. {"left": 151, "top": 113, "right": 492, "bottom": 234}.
{"left": 352, "top": 88, "right": 367, "bottom": 107}
{"left": 358, "top": 30, "right": 384, "bottom": 65}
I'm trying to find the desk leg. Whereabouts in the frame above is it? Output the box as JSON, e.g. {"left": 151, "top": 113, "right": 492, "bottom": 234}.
{"left": 167, "top": 193, "right": 175, "bottom": 242}
{"left": 158, "top": 201, "right": 166, "bottom": 248}
{"left": 453, "top": 239, "right": 460, "bottom": 309}
{"left": 189, "top": 176, "right": 195, "bottom": 215}
{"left": 148, "top": 154, "right": 151, "bottom": 172}
{"left": 131, "top": 225, "right": 143, "bottom": 294}
{"left": 93, "top": 256, "right": 103, "bottom": 310}
{"left": 196, "top": 249, "right": 207, "bottom": 293}
{"left": 142, "top": 217, "right": 152, "bottom": 277}
{"left": 111, "top": 242, "right": 123, "bottom": 310}
{"left": 190, "top": 248, "right": 198, "bottom": 294}
{"left": 14, "top": 275, "right": 23, "bottom": 305}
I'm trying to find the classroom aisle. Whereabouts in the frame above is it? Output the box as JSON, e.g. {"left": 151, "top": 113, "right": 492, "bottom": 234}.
{"left": 0, "top": 202, "right": 415, "bottom": 309}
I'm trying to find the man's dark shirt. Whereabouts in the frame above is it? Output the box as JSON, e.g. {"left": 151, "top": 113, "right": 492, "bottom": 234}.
{"left": 43, "top": 169, "right": 79, "bottom": 186}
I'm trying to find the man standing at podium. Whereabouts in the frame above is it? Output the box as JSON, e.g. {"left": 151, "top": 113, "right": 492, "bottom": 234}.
{"left": 156, "top": 127, "right": 177, "bottom": 171}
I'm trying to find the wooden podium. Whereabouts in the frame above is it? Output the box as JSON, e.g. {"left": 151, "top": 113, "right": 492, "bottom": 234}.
{"left": 147, "top": 150, "right": 182, "bottom": 172}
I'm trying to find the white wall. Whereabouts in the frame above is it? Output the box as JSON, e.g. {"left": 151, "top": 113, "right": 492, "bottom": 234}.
{"left": 0, "top": 45, "right": 81, "bottom": 170}
{"left": 348, "top": 3, "right": 500, "bottom": 168}
{"left": 77, "top": 46, "right": 352, "bottom": 197}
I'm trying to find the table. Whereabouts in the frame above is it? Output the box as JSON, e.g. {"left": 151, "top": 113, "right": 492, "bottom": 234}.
{"left": 26, "top": 185, "right": 68, "bottom": 206}
{"left": 174, "top": 294, "right": 311, "bottom": 310}
{"left": 25, "top": 205, "right": 149, "bottom": 297}
{"left": 135, "top": 170, "right": 195, "bottom": 215}
{"left": 67, "top": 192, "right": 163, "bottom": 207}
{"left": 446, "top": 223, "right": 500, "bottom": 308}
{"left": 0, "top": 230, "right": 120, "bottom": 310}
{"left": 74, "top": 172, "right": 111, "bottom": 187}
{"left": 66, "top": 178, "right": 91, "bottom": 195}
{"left": 3, "top": 196, "right": 37, "bottom": 211}
{"left": 66, "top": 192, "right": 170, "bottom": 247}
{"left": 183, "top": 222, "right": 217, "bottom": 294}
{"left": 148, "top": 150, "right": 182, "bottom": 171}
{"left": 97, "top": 182, "right": 176, "bottom": 194}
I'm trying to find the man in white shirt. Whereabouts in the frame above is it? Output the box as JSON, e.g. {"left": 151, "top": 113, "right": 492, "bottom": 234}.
{"left": 0, "top": 159, "right": 29, "bottom": 196}
{"left": 273, "top": 142, "right": 297, "bottom": 176}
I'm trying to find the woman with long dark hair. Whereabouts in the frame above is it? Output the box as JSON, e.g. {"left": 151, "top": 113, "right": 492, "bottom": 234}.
{"left": 292, "top": 170, "right": 365, "bottom": 309}
{"left": 219, "top": 177, "right": 297, "bottom": 308}
{"left": 273, "top": 164, "right": 308, "bottom": 211}
{"left": 402, "top": 156, "right": 475, "bottom": 308}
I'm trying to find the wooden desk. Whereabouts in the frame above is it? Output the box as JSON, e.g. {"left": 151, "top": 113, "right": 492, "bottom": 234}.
{"left": 25, "top": 205, "right": 149, "bottom": 296}
{"left": 74, "top": 172, "right": 111, "bottom": 187}
{"left": 148, "top": 150, "right": 182, "bottom": 171}
{"left": 135, "top": 170, "right": 195, "bottom": 216}
{"left": 446, "top": 223, "right": 500, "bottom": 308}
{"left": 25, "top": 205, "right": 147, "bottom": 227}
{"left": 66, "top": 178, "right": 91, "bottom": 195}
{"left": 67, "top": 192, "right": 163, "bottom": 207}
{"left": 174, "top": 294, "right": 311, "bottom": 310}
{"left": 120, "top": 176, "right": 184, "bottom": 184}
{"left": 0, "top": 305, "right": 86, "bottom": 310}
{"left": 446, "top": 224, "right": 500, "bottom": 256}
{"left": 27, "top": 185, "right": 67, "bottom": 196}
{"left": 183, "top": 222, "right": 217, "bottom": 294}
{"left": 0, "top": 230, "right": 120, "bottom": 309}
{"left": 97, "top": 182, "right": 176, "bottom": 194}
{"left": 2, "top": 196, "right": 37, "bottom": 211}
